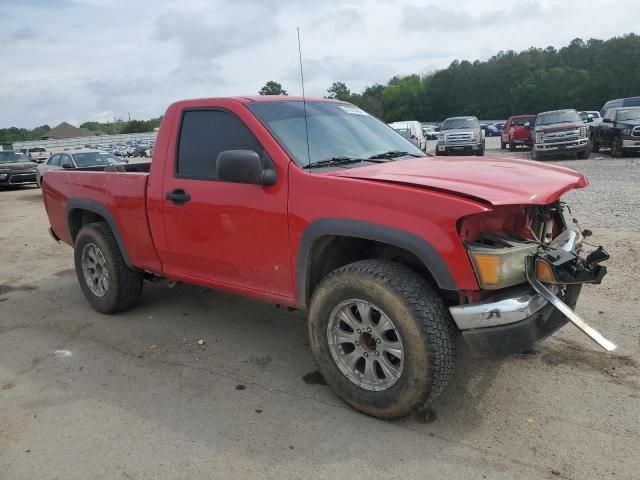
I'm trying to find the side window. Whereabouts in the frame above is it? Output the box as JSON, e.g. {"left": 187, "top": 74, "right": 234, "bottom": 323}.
{"left": 177, "top": 110, "right": 263, "bottom": 180}
{"left": 60, "top": 155, "right": 73, "bottom": 167}
{"left": 48, "top": 154, "right": 60, "bottom": 166}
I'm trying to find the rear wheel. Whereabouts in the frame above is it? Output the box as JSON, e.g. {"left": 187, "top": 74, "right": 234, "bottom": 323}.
{"left": 74, "top": 222, "right": 143, "bottom": 314}
{"left": 308, "top": 260, "right": 455, "bottom": 419}
{"left": 509, "top": 141, "right": 516, "bottom": 152}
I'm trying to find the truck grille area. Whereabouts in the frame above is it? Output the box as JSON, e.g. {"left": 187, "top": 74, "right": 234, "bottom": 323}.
{"left": 9, "top": 173, "right": 37, "bottom": 184}
{"left": 445, "top": 132, "right": 473, "bottom": 143}
{"left": 632, "top": 126, "right": 640, "bottom": 138}
{"left": 542, "top": 128, "right": 580, "bottom": 144}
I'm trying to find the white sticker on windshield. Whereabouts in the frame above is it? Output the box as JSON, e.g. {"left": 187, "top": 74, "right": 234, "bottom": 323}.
{"left": 338, "top": 105, "right": 369, "bottom": 116}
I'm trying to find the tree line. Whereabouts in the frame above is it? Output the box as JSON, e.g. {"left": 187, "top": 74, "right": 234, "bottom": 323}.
{"left": 3, "top": 34, "right": 638, "bottom": 144}
{"left": 259, "top": 34, "right": 640, "bottom": 122}
{"left": 0, "top": 117, "right": 162, "bottom": 144}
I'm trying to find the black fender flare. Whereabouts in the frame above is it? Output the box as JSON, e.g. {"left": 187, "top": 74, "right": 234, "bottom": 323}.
{"left": 296, "top": 218, "right": 457, "bottom": 309}
{"left": 65, "top": 198, "right": 132, "bottom": 268}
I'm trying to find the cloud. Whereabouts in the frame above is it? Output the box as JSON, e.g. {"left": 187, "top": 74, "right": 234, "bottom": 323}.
{"left": 310, "top": 7, "right": 365, "bottom": 32}
{"left": 402, "top": 1, "right": 544, "bottom": 32}
{"left": 153, "top": 5, "right": 282, "bottom": 61}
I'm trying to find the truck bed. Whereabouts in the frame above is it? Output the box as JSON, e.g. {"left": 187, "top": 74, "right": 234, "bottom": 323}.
{"left": 43, "top": 166, "right": 162, "bottom": 273}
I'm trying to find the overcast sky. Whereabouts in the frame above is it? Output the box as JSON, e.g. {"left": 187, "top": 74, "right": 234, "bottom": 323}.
{"left": 1, "top": 0, "right": 638, "bottom": 128}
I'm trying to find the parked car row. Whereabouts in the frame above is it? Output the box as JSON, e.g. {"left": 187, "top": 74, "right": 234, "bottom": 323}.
{"left": 94, "top": 141, "right": 154, "bottom": 157}
{"left": 36, "top": 149, "right": 125, "bottom": 187}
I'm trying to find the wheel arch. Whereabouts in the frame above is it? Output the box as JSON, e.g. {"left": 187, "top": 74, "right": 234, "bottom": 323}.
{"left": 296, "top": 219, "right": 457, "bottom": 310}
{"left": 65, "top": 198, "right": 133, "bottom": 268}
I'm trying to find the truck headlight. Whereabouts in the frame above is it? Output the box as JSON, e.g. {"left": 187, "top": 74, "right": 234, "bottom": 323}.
{"left": 535, "top": 132, "right": 543, "bottom": 144}
{"left": 0, "top": 174, "right": 7, "bottom": 180}
{"left": 621, "top": 128, "right": 632, "bottom": 136}
{"left": 467, "top": 242, "right": 539, "bottom": 289}
{"left": 437, "top": 133, "right": 445, "bottom": 141}
{"left": 579, "top": 126, "right": 586, "bottom": 138}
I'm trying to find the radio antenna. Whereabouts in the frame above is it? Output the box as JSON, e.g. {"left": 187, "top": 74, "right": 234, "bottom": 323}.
{"left": 297, "top": 27, "right": 311, "bottom": 167}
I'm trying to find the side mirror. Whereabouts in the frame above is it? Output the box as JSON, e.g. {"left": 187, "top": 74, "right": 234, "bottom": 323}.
{"left": 216, "top": 150, "right": 276, "bottom": 186}
{"left": 62, "top": 163, "right": 74, "bottom": 169}
{"left": 586, "top": 114, "right": 594, "bottom": 123}
{"left": 603, "top": 118, "right": 613, "bottom": 123}
{"left": 524, "top": 122, "right": 530, "bottom": 128}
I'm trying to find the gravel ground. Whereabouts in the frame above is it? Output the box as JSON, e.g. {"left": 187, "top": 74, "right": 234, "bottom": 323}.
{"left": 1, "top": 141, "right": 639, "bottom": 480}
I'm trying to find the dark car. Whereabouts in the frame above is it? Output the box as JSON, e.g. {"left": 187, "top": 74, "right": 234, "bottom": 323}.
{"left": 485, "top": 124, "right": 502, "bottom": 137}
{"left": 591, "top": 106, "right": 640, "bottom": 157}
{"left": 0, "top": 151, "right": 39, "bottom": 188}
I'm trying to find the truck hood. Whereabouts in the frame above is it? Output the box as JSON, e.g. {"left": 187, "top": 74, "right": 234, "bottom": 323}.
{"left": 535, "top": 122, "right": 583, "bottom": 132}
{"left": 0, "top": 162, "right": 38, "bottom": 171}
{"left": 331, "top": 156, "right": 587, "bottom": 206}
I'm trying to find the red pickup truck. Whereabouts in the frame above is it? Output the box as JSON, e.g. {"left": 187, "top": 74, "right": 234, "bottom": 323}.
{"left": 501, "top": 114, "right": 536, "bottom": 151}
{"left": 42, "top": 96, "right": 614, "bottom": 419}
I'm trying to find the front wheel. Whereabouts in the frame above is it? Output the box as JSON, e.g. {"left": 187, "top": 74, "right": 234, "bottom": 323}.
{"left": 475, "top": 141, "right": 485, "bottom": 156}
{"left": 591, "top": 135, "right": 600, "bottom": 153}
{"left": 74, "top": 222, "right": 143, "bottom": 314}
{"left": 611, "top": 136, "right": 624, "bottom": 158}
{"left": 308, "top": 260, "right": 456, "bottom": 419}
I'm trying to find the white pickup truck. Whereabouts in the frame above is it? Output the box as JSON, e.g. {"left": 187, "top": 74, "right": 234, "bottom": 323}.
{"left": 388, "top": 121, "right": 427, "bottom": 151}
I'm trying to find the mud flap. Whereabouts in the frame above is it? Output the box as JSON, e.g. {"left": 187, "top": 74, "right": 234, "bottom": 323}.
{"left": 526, "top": 256, "right": 616, "bottom": 352}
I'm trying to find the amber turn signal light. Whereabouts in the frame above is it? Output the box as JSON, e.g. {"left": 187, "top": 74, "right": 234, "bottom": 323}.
{"left": 535, "top": 258, "right": 557, "bottom": 284}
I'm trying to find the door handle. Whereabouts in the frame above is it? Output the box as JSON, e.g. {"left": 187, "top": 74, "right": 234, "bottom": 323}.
{"left": 165, "top": 189, "right": 191, "bottom": 205}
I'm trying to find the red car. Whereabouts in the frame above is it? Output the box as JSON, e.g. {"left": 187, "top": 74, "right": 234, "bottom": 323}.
{"left": 501, "top": 115, "right": 536, "bottom": 151}
{"left": 41, "top": 96, "right": 614, "bottom": 419}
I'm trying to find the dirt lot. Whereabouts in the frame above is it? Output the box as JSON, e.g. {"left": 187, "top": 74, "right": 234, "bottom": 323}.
{"left": 1, "top": 138, "right": 639, "bottom": 480}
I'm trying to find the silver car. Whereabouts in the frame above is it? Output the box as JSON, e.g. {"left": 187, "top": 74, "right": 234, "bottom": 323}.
{"left": 37, "top": 149, "right": 123, "bottom": 187}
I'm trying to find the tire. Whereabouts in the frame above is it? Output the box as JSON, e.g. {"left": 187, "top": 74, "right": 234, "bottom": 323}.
{"left": 509, "top": 141, "right": 516, "bottom": 152}
{"left": 475, "top": 141, "right": 485, "bottom": 156}
{"left": 74, "top": 222, "right": 143, "bottom": 314}
{"left": 500, "top": 140, "right": 506, "bottom": 150}
{"left": 611, "top": 136, "right": 624, "bottom": 158}
{"left": 308, "top": 260, "right": 455, "bottom": 419}
{"left": 591, "top": 135, "right": 600, "bottom": 153}
{"left": 532, "top": 150, "right": 542, "bottom": 161}
{"left": 577, "top": 144, "right": 591, "bottom": 159}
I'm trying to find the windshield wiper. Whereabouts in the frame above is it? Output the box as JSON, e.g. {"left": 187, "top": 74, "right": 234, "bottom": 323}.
{"left": 302, "top": 157, "right": 388, "bottom": 169}
{"left": 368, "top": 150, "right": 422, "bottom": 160}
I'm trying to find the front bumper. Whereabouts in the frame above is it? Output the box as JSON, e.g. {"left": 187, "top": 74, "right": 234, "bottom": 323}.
{"left": 0, "top": 172, "right": 38, "bottom": 185}
{"left": 622, "top": 139, "right": 640, "bottom": 149}
{"left": 458, "top": 284, "right": 580, "bottom": 358}
{"left": 533, "top": 137, "right": 588, "bottom": 154}
{"left": 438, "top": 142, "right": 482, "bottom": 153}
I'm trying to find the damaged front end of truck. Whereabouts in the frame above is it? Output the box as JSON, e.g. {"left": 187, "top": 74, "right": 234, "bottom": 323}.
{"left": 450, "top": 202, "right": 615, "bottom": 357}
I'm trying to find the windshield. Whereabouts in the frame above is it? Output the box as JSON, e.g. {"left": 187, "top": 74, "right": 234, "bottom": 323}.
{"left": 393, "top": 128, "right": 412, "bottom": 139}
{"left": 617, "top": 108, "right": 640, "bottom": 121}
{"left": 247, "top": 101, "right": 424, "bottom": 167}
{"left": 513, "top": 117, "right": 534, "bottom": 126}
{"left": 72, "top": 152, "right": 120, "bottom": 167}
{"left": 0, "top": 151, "right": 30, "bottom": 164}
{"left": 440, "top": 118, "right": 479, "bottom": 130}
{"left": 536, "top": 110, "right": 580, "bottom": 126}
